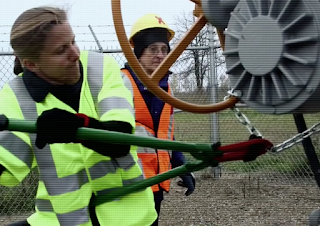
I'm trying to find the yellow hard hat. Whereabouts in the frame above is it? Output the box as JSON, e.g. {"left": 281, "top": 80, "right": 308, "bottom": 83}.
{"left": 129, "top": 13, "right": 175, "bottom": 47}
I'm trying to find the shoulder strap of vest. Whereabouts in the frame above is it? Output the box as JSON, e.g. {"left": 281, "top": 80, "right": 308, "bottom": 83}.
{"left": 8, "top": 76, "right": 37, "bottom": 150}
{"left": 86, "top": 51, "right": 105, "bottom": 105}
{"left": 120, "top": 70, "right": 134, "bottom": 97}
{"left": 8, "top": 76, "right": 38, "bottom": 121}
{"left": 121, "top": 69, "right": 154, "bottom": 130}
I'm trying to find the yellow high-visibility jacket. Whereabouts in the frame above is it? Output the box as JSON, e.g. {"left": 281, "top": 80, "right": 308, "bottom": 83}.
{"left": 0, "top": 50, "right": 156, "bottom": 226}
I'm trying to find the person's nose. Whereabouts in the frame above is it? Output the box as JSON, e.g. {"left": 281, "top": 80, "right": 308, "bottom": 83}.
{"left": 68, "top": 45, "right": 80, "bottom": 62}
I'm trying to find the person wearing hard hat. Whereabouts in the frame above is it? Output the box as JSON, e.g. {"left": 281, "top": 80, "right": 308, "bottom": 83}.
{"left": 121, "top": 13, "right": 196, "bottom": 226}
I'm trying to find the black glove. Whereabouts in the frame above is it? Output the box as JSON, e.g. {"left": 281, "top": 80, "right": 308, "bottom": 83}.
{"left": 35, "top": 108, "right": 87, "bottom": 149}
{"left": 35, "top": 108, "right": 132, "bottom": 158}
{"left": 177, "top": 172, "right": 196, "bottom": 196}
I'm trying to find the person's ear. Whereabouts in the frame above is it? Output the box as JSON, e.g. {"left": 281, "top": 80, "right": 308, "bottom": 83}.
{"left": 22, "top": 59, "right": 39, "bottom": 73}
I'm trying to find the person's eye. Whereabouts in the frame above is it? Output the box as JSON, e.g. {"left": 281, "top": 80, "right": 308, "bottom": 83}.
{"left": 150, "top": 47, "right": 157, "bottom": 53}
{"left": 56, "top": 46, "right": 66, "bottom": 54}
{"left": 161, "top": 47, "right": 168, "bottom": 54}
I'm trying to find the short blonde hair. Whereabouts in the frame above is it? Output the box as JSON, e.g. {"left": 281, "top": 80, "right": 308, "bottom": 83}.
{"left": 10, "top": 6, "right": 68, "bottom": 61}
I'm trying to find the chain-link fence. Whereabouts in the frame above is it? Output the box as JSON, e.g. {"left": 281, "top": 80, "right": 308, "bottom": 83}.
{"left": 1, "top": 44, "right": 320, "bottom": 223}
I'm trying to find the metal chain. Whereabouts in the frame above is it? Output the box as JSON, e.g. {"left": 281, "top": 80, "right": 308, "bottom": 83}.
{"left": 230, "top": 106, "right": 263, "bottom": 137}
{"left": 225, "top": 90, "right": 262, "bottom": 137}
{"left": 224, "top": 90, "right": 320, "bottom": 154}
{"left": 270, "top": 121, "right": 320, "bottom": 153}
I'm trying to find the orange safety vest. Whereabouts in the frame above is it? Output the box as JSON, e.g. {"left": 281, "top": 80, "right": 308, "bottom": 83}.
{"left": 121, "top": 69, "right": 174, "bottom": 192}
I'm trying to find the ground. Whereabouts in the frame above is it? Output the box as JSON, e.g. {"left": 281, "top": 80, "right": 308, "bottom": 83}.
{"left": 1, "top": 173, "right": 320, "bottom": 226}
{"left": 159, "top": 173, "right": 320, "bottom": 226}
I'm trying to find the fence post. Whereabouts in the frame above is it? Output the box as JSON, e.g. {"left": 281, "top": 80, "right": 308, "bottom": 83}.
{"left": 208, "top": 24, "right": 221, "bottom": 178}
{"left": 88, "top": 25, "right": 103, "bottom": 53}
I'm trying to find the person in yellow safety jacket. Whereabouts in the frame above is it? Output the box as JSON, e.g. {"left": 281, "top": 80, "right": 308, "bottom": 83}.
{"left": 121, "top": 13, "right": 196, "bottom": 226}
{"left": 0, "top": 6, "right": 157, "bottom": 226}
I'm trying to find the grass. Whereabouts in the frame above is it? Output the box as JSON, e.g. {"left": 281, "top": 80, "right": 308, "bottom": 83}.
{"left": 173, "top": 108, "right": 320, "bottom": 176}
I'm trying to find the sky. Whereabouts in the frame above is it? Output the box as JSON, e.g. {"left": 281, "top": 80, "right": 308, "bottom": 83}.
{"left": 0, "top": 0, "right": 196, "bottom": 51}
{"left": 0, "top": 0, "right": 216, "bottom": 91}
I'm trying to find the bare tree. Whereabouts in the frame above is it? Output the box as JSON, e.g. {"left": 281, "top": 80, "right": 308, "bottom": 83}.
{"left": 171, "top": 12, "right": 226, "bottom": 92}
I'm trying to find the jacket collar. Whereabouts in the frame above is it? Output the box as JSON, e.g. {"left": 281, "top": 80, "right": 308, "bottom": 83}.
{"left": 22, "top": 61, "right": 84, "bottom": 103}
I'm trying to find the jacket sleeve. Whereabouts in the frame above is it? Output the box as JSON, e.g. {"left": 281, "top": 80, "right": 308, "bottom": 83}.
{"left": 0, "top": 84, "right": 35, "bottom": 187}
{"left": 171, "top": 151, "right": 186, "bottom": 168}
{"left": 83, "top": 56, "right": 135, "bottom": 156}
{"left": 170, "top": 136, "right": 186, "bottom": 168}
{"left": 96, "top": 55, "right": 135, "bottom": 132}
